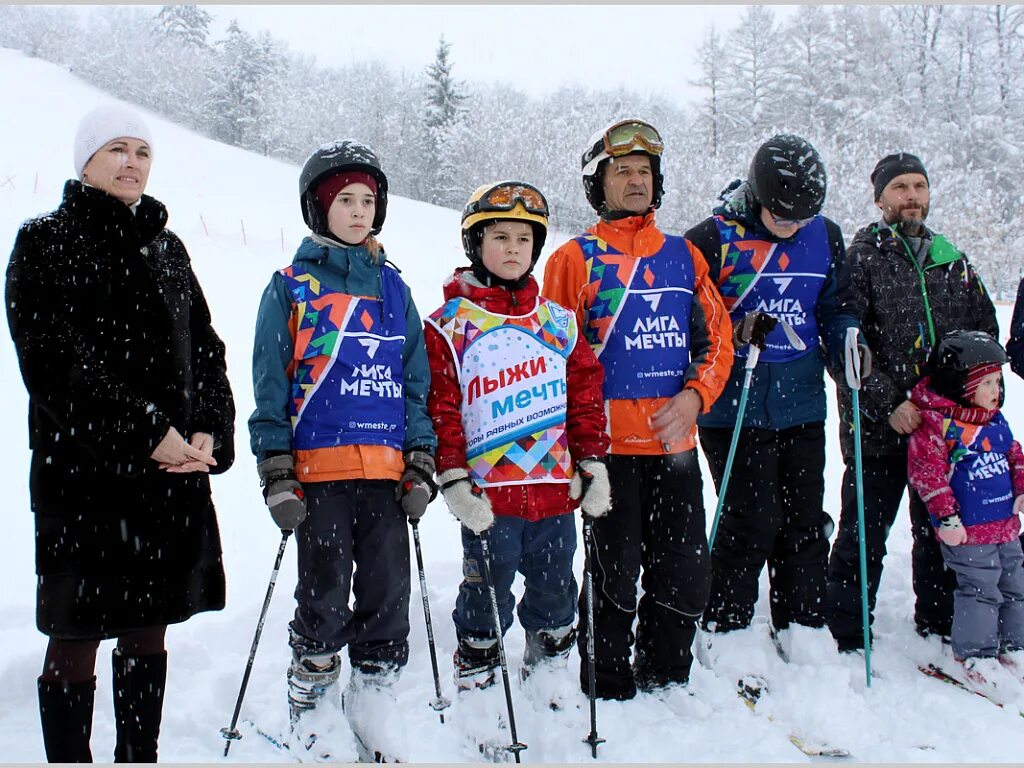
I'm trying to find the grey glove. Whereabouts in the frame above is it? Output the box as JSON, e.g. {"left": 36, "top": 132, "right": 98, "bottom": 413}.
{"left": 569, "top": 457, "right": 612, "bottom": 518}
{"left": 395, "top": 450, "right": 437, "bottom": 520}
{"left": 734, "top": 311, "right": 779, "bottom": 350}
{"left": 257, "top": 454, "right": 307, "bottom": 530}
{"left": 439, "top": 468, "right": 494, "bottom": 534}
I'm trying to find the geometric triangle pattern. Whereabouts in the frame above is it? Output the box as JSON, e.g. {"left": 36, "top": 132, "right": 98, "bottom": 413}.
{"left": 714, "top": 215, "right": 778, "bottom": 313}
{"left": 468, "top": 425, "right": 572, "bottom": 486}
{"left": 279, "top": 265, "right": 358, "bottom": 422}
{"left": 575, "top": 234, "right": 637, "bottom": 350}
{"left": 428, "top": 296, "right": 576, "bottom": 357}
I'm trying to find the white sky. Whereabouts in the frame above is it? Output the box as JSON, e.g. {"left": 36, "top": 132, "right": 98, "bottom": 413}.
{"left": 200, "top": 4, "right": 799, "bottom": 108}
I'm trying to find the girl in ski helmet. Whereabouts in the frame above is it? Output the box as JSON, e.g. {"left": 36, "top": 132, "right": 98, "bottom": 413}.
{"left": 908, "top": 331, "right": 1024, "bottom": 693}
{"left": 8, "top": 103, "right": 235, "bottom": 763}
{"left": 249, "top": 139, "right": 436, "bottom": 761}
{"left": 425, "top": 181, "right": 610, "bottom": 718}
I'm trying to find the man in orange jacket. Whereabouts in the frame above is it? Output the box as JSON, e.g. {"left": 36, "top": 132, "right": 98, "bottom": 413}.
{"left": 543, "top": 118, "right": 733, "bottom": 700}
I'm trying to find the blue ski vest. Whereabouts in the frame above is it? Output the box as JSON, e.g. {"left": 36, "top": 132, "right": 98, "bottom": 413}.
{"left": 714, "top": 215, "right": 829, "bottom": 363}
{"left": 280, "top": 264, "right": 407, "bottom": 452}
{"left": 945, "top": 412, "right": 1016, "bottom": 527}
{"left": 575, "top": 233, "right": 694, "bottom": 400}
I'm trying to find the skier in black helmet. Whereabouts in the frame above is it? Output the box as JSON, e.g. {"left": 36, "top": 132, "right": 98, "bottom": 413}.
{"left": 683, "top": 134, "right": 849, "bottom": 665}
{"left": 249, "top": 140, "right": 436, "bottom": 761}
{"left": 827, "top": 151, "right": 998, "bottom": 653}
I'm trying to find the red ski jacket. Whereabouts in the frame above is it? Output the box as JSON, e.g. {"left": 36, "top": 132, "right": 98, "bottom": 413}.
{"left": 425, "top": 268, "right": 609, "bottom": 521}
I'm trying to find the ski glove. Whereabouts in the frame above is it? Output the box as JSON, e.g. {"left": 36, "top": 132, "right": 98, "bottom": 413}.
{"left": 395, "top": 450, "right": 438, "bottom": 520}
{"left": 257, "top": 454, "right": 307, "bottom": 531}
{"left": 734, "top": 311, "right": 778, "bottom": 350}
{"left": 438, "top": 468, "right": 494, "bottom": 534}
{"left": 569, "top": 457, "right": 612, "bottom": 518}
{"left": 937, "top": 514, "right": 968, "bottom": 546}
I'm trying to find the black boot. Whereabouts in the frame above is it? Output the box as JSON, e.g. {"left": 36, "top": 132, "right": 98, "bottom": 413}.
{"left": 38, "top": 676, "right": 96, "bottom": 763}
{"left": 112, "top": 649, "right": 166, "bottom": 763}
{"left": 522, "top": 625, "right": 576, "bottom": 679}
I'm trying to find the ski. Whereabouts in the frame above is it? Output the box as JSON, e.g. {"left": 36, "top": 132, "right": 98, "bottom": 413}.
{"left": 241, "top": 719, "right": 300, "bottom": 761}
{"left": 352, "top": 730, "right": 398, "bottom": 763}
{"left": 738, "top": 676, "right": 852, "bottom": 759}
{"left": 917, "top": 663, "right": 1024, "bottom": 719}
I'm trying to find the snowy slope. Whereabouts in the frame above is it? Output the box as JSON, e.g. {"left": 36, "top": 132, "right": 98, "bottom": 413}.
{"left": 1, "top": 47, "right": 1024, "bottom": 762}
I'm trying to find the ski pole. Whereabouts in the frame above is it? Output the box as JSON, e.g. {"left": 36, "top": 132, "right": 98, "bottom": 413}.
{"left": 845, "top": 326, "right": 872, "bottom": 688}
{"left": 708, "top": 345, "right": 761, "bottom": 550}
{"left": 478, "top": 530, "right": 527, "bottom": 762}
{"left": 410, "top": 519, "right": 451, "bottom": 724}
{"left": 582, "top": 517, "right": 605, "bottom": 759}
{"left": 221, "top": 530, "right": 292, "bottom": 756}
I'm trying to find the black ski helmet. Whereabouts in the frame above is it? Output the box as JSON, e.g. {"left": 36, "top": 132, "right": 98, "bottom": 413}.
{"left": 299, "top": 140, "right": 389, "bottom": 236}
{"left": 581, "top": 118, "right": 665, "bottom": 213}
{"left": 927, "top": 330, "right": 1008, "bottom": 405}
{"left": 748, "top": 134, "right": 827, "bottom": 221}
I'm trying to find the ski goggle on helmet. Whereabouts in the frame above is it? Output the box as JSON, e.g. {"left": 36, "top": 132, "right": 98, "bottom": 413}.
{"left": 581, "top": 119, "right": 664, "bottom": 177}
{"left": 461, "top": 181, "right": 550, "bottom": 262}
{"left": 461, "top": 181, "right": 549, "bottom": 230}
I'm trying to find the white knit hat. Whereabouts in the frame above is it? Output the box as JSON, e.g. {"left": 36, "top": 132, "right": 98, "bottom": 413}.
{"left": 73, "top": 103, "right": 154, "bottom": 180}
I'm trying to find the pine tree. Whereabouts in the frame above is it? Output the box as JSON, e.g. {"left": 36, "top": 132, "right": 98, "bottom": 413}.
{"left": 155, "top": 5, "right": 212, "bottom": 50}
{"left": 423, "top": 35, "right": 468, "bottom": 208}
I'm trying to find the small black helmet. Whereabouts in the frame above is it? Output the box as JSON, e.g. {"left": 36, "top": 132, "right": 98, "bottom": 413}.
{"left": 581, "top": 118, "right": 665, "bottom": 213}
{"left": 299, "top": 140, "right": 389, "bottom": 236}
{"left": 748, "top": 134, "right": 827, "bottom": 221}
{"left": 928, "top": 330, "right": 1008, "bottom": 404}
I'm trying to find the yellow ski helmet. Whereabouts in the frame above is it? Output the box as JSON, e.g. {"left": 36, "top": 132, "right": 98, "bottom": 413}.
{"left": 460, "top": 181, "right": 549, "bottom": 264}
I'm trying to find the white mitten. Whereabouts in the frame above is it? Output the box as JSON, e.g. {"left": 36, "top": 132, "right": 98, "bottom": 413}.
{"left": 569, "top": 458, "right": 612, "bottom": 518}
{"left": 439, "top": 468, "right": 494, "bottom": 534}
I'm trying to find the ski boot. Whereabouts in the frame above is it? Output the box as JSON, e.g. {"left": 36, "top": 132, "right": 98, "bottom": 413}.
{"left": 287, "top": 650, "right": 357, "bottom": 762}
{"left": 521, "top": 625, "right": 575, "bottom": 710}
{"left": 342, "top": 664, "right": 408, "bottom": 762}
{"left": 454, "top": 636, "right": 499, "bottom": 692}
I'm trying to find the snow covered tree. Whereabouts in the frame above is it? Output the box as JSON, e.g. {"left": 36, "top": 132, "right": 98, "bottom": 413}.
{"left": 692, "top": 24, "right": 727, "bottom": 157}
{"left": 423, "top": 35, "right": 468, "bottom": 208}
{"left": 154, "top": 5, "right": 212, "bottom": 50}
{"left": 206, "top": 20, "right": 284, "bottom": 153}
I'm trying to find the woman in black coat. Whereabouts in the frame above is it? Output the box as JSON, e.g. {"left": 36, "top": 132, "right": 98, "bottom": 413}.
{"left": 5, "top": 103, "right": 235, "bottom": 763}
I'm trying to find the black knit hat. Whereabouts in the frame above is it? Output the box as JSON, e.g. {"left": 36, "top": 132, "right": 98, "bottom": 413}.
{"left": 870, "top": 152, "right": 928, "bottom": 201}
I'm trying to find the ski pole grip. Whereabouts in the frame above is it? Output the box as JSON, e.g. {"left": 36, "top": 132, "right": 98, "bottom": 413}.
{"left": 745, "top": 345, "right": 761, "bottom": 370}
{"left": 844, "top": 327, "right": 862, "bottom": 390}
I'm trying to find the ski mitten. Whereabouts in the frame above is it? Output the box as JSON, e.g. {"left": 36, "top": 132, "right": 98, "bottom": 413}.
{"left": 439, "top": 468, "right": 494, "bottom": 534}
{"left": 937, "top": 514, "right": 968, "bottom": 546}
{"left": 734, "top": 311, "right": 779, "bottom": 350}
{"left": 569, "top": 457, "right": 612, "bottom": 518}
{"left": 257, "top": 454, "right": 307, "bottom": 531}
{"left": 395, "top": 450, "right": 438, "bottom": 520}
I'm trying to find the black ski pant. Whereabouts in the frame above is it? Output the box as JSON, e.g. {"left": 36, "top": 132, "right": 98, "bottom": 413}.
{"left": 577, "top": 451, "right": 710, "bottom": 700}
{"left": 699, "top": 422, "right": 830, "bottom": 633}
{"left": 289, "top": 479, "right": 411, "bottom": 672}
{"left": 827, "top": 455, "right": 955, "bottom": 650}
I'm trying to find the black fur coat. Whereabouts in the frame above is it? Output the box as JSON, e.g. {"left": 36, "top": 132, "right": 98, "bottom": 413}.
{"left": 6, "top": 180, "right": 235, "bottom": 639}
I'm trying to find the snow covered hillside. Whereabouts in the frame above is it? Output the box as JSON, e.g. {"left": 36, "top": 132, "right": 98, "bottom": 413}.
{"left": 1, "top": 48, "right": 1023, "bottom": 762}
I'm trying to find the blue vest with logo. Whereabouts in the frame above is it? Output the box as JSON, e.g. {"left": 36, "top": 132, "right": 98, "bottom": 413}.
{"left": 945, "top": 412, "right": 1016, "bottom": 527}
{"left": 280, "top": 264, "right": 407, "bottom": 451}
{"left": 576, "top": 234, "right": 693, "bottom": 399}
{"left": 714, "top": 216, "right": 829, "bottom": 363}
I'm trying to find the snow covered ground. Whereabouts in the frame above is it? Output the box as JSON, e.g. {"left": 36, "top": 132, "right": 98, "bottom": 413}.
{"left": 1, "top": 47, "right": 1023, "bottom": 763}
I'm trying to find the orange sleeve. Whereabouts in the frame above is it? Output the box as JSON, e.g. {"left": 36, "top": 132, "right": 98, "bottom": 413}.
{"left": 541, "top": 239, "right": 590, "bottom": 331}
{"left": 684, "top": 240, "right": 734, "bottom": 413}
